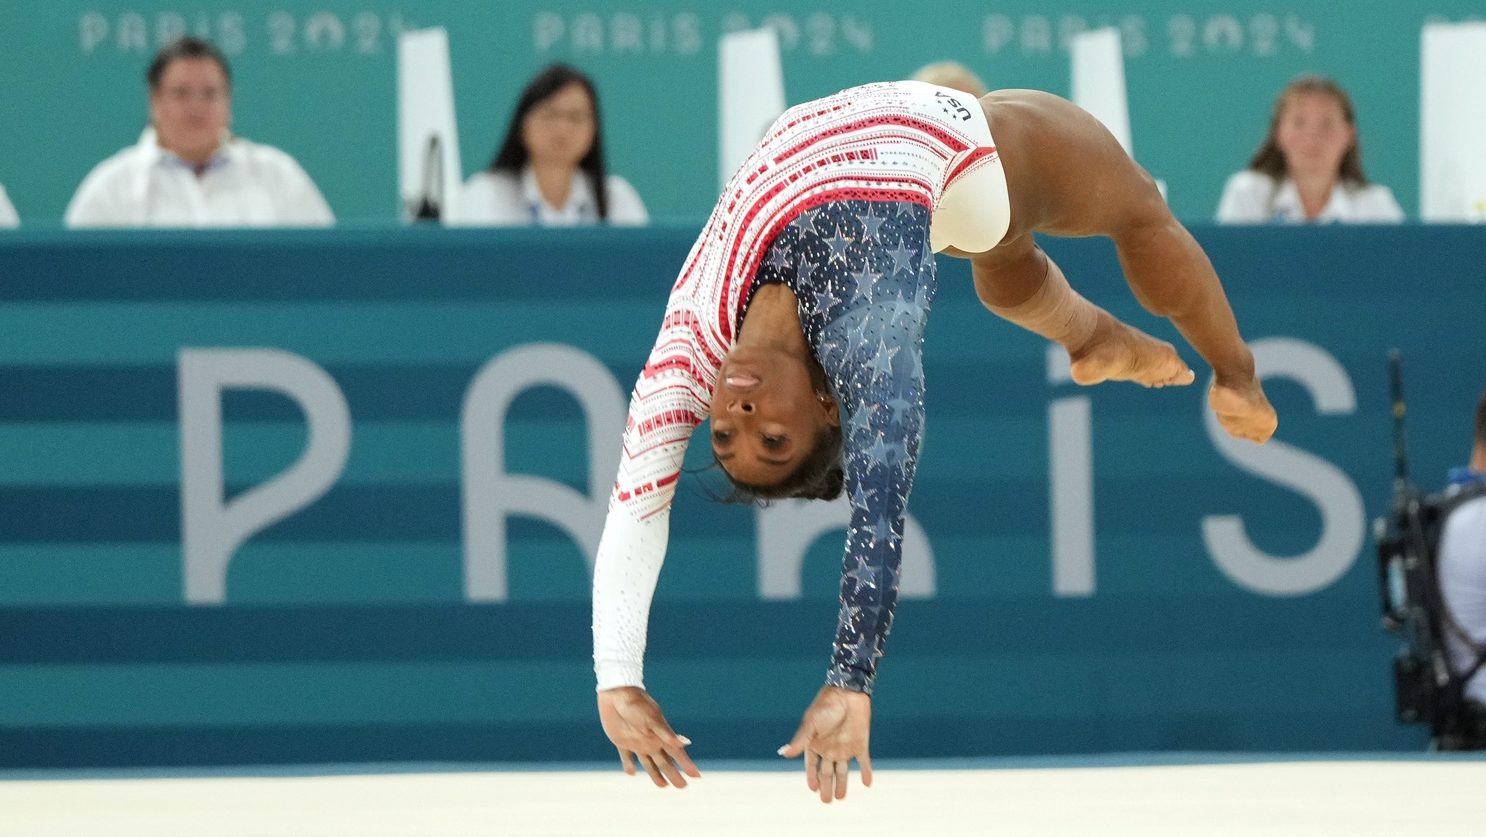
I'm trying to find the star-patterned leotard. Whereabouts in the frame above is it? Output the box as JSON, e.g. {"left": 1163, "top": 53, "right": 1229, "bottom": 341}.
{"left": 592, "top": 80, "right": 1009, "bottom": 695}
{"left": 750, "top": 200, "right": 934, "bottom": 692}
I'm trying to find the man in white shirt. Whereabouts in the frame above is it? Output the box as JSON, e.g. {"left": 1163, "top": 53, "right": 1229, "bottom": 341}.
{"left": 65, "top": 37, "right": 333, "bottom": 228}
{"left": 1439, "top": 392, "right": 1486, "bottom": 715}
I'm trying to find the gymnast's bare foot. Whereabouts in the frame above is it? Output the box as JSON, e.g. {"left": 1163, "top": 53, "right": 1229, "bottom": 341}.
{"left": 1209, "top": 377, "right": 1278, "bottom": 443}
{"left": 1067, "top": 312, "right": 1196, "bottom": 388}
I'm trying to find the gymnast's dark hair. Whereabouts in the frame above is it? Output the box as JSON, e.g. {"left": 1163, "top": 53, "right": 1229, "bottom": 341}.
{"left": 147, "top": 36, "right": 231, "bottom": 90}
{"left": 717, "top": 425, "right": 845, "bottom": 505}
{"left": 488, "top": 63, "right": 610, "bottom": 220}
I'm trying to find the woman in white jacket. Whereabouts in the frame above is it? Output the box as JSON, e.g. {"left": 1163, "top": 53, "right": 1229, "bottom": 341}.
{"left": 1216, "top": 75, "right": 1403, "bottom": 224}
{"left": 458, "top": 64, "right": 647, "bottom": 227}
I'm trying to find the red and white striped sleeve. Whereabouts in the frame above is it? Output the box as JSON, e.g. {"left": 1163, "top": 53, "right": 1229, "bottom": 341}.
{"left": 591, "top": 293, "right": 720, "bottom": 691}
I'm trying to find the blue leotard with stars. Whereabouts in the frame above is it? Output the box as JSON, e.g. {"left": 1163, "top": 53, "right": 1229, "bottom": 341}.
{"left": 750, "top": 198, "right": 935, "bottom": 694}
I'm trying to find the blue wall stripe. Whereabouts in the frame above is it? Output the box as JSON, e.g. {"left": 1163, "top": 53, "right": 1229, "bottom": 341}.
{"left": 0, "top": 598, "right": 1384, "bottom": 666}
{"left": 0, "top": 228, "right": 699, "bottom": 302}
{"left": 0, "top": 416, "right": 1098, "bottom": 485}
{"left": 0, "top": 655, "right": 1389, "bottom": 725}
{"left": 0, "top": 722, "right": 618, "bottom": 768}
{"left": 3, "top": 226, "right": 1481, "bottom": 302}
{"left": 0, "top": 358, "right": 1102, "bottom": 421}
{"left": 0, "top": 361, "right": 551, "bottom": 422}
{"left": 0, "top": 301, "right": 662, "bottom": 366}
{"left": 0, "top": 420, "right": 596, "bottom": 486}
{"left": 0, "top": 474, "right": 1324, "bottom": 543}
{"left": 0, "top": 709, "right": 1427, "bottom": 769}
{"left": 0, "top": 533, "right": 1380, "bottom": 606}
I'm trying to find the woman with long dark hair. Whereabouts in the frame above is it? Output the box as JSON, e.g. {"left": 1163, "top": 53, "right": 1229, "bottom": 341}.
{"left": 458, "top": 63, "right": 647, "bottom": 226}
{"left": 1216, "top": 74, "right": 1403, "bottom": 224}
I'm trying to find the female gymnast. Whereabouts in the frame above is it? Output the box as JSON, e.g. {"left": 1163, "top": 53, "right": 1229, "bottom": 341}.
{"left": 591, "top": 81, "right": 1278, "bottom": 803}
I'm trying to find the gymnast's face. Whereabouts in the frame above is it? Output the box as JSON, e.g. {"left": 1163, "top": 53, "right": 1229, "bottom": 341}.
{"left": 710, "top": 345, "right": 839, "bottom": 487}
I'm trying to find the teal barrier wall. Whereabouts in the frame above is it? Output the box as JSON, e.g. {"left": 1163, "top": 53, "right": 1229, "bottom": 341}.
{"left": 0, "top": 224, "right": 1482, "bottom": 767}
{"left": 1, "top": 2, "right": 1482, "bottom": 224}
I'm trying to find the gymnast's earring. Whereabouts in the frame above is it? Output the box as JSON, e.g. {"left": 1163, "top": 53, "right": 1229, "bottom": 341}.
{"left": 816, "top": 391, "right": 841, "bottom": 425}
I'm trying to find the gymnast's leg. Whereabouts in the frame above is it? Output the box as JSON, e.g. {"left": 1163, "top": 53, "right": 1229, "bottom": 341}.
{"left": 972, "top": 236, "right": 1196, "bottom": 388}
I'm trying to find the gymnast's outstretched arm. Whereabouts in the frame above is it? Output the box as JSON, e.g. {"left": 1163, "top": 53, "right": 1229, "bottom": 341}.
{"left": 591, "top": 296, "right": 712, "bottom": 788}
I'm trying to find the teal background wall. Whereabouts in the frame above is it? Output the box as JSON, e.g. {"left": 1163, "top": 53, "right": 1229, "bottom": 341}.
{"left": 1, "top": 224, "right": 1482, "bottom": 766}
{"left": 1, "top": 2, "right": 1483, "bottom": 224}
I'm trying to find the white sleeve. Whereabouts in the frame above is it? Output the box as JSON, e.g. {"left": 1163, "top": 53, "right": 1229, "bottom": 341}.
{"left": 592, "top": 499, "right": 675, "bottom": 690}
{"left": 64, "top": 160, "right": 134, "bottom": 228}
{"left": 604, "top": 175, "right": 649, "bottom": 226}
{"left": 0, "top": 185, "right": 17, "bottom": 228}
{"left": 592, "top": 297, "right": 712, "bottom": 691}
{"left": 1356, "top": 184, "right": 1405, "bottom": 223}
{"left": 270, "top": 152, "right": 334, "bottom": 226}
{"left": 452, "top": 172, "right": 528, "bottom": 226}
{"left": 1215, "top": 171, "right": 1274, "bottom": 224}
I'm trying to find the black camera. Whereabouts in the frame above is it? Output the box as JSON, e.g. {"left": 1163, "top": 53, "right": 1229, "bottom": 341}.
{"left": 1374, "top": 351, "right": 1486, "bottom": 750}
{"left": 1375, "top": 489, "right": 1458, "bottom": 725}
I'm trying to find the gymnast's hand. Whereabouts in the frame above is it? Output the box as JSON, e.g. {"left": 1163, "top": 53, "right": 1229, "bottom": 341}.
{"left": 597, "top": 686, "right": 701, "bottom": 788}
{"left": 779, "top": 685, "right": 873, "bottom": 804}
{"left": 1209, "top": 374, "right": 1278, "bottom": 444}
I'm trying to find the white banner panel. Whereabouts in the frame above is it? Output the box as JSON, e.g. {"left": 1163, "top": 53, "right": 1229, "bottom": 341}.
{"left": 1071, "top": 27, "right": 1132, "bottom": 157}
{"left": 397, "top": 27, "right": 462, "bottom": 223}
{"left": 718, "top": 27, "right": 785, "bottom": 191}
{"left": 1421, "top": 22, "right": 1486, "bottom": 222}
